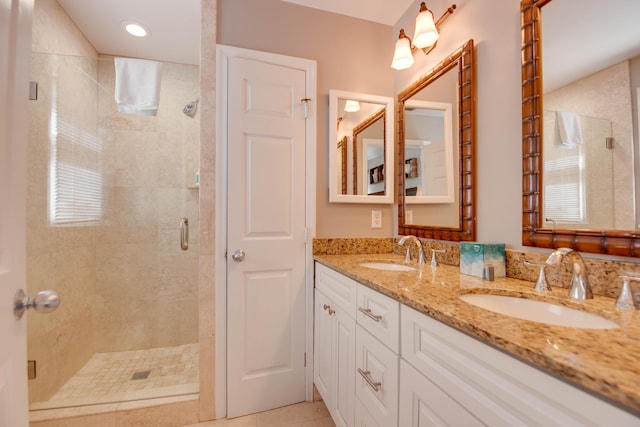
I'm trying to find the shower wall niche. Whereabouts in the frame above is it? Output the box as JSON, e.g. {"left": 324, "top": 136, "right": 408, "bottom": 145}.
{"left": 27, "top": 53, "right": 200, "bottom": 408}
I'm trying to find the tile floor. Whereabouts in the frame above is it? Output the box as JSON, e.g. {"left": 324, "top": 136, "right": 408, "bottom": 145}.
{"left": 31, "top": 343, "right": 199, "bottom": 410}
{"left": 182, "top": 400, "right": 336, "bottom": 427}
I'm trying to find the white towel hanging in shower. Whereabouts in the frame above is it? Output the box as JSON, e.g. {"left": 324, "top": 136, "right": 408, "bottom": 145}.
{"left": 556, "top": 111, "right": 583, "bottom": 146}
{"left": 114, "top": 57, "right": 163, "bottom": 116}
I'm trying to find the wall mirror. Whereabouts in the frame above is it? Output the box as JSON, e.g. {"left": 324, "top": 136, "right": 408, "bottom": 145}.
{"left": 329, "top": 90, "right": 394, "bottom": 203}
{"left": 398, "top": 39, "right": 475, "bottom": 241}
{"left": 521, "top": 0, "right": 640, "bottom": 256}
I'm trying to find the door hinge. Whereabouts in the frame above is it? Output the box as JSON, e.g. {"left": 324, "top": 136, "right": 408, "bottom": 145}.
{"left": 28, "top": 360, "right": 36, "bottom": 380}
{"left": 606, "top": 137, "right": 615, "bottom": 150}
{"left": 29, "top": 81, "right": 38, "bottom": 100}
{"left": 301, "top": 98, "right": 311, "bottom": 119}
{"left": 304, "top": 352, "right": 307, "bottom": 367}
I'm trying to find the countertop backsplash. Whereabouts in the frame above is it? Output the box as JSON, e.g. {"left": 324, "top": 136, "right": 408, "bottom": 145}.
{"left": 313, "top": 237, "right": 640, "bottom": 299}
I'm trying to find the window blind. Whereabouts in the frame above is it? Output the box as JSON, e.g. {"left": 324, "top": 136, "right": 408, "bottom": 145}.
{"left": 543, "top": 147, "right": 584, "bottom": 223}
{"left": 49, "top": 108, "right": 104, "bottom": 225}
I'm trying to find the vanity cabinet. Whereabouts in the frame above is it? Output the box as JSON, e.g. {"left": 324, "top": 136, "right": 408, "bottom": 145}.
{"left": 314, "top": 264, "right": 357, "bottom": 427}
{"left": 315, "top": 263, "right": 639, "bottom": 427}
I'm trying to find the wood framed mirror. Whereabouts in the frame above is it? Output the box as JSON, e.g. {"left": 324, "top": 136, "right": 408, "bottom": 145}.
{"left": 397, "top": 39, "right": 475, "bottom": 240}
{"left": 521, "top": 0, "right": 640, "bottom": 257}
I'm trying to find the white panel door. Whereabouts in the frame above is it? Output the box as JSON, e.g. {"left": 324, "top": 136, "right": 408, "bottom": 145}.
{"left": 226, "top": 55, "right": 307, "bottom": 417}
{"left": 0, "top": 0, "right": 32, "bottom": 426}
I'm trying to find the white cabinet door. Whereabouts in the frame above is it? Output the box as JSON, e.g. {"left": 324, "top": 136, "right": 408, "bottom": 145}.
{"left": 333, "top": 301, "right": 356, "bottom": 427}
{"left": 314, "top": 287, "right": 355, "bottom": 427}
{"left": 399, "top": 360, "right": 482, "bottom": 427}
{"left": 314, "top": 289, "right": 334, "bottom": 404}
{"left": 355, "top": 397, "right": 381, "bottom": 427}
{"left": 355, "top": 325, "right": 398, "bottom": 427}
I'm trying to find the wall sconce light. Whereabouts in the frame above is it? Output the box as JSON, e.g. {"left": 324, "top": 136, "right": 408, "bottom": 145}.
{"left": 344, "top": 100, "right": 361, "bottom": 112}
{"left": 391, "top": 3, "right": 457, "bottom": 70}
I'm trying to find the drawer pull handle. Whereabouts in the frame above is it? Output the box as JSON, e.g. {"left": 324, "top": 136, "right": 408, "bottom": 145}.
{"left": 323, "top": 304, "right": 335, "bottom": 315}
{"left": 358, "top": 307, "right": 382, "bottom": 322}
{"left": 358, "top": 368, "right": 381, "bottom": 392}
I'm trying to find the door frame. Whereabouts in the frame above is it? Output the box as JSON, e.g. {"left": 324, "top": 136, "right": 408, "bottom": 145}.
{"left": 215, "top": 44, "right": 316, "bottom": 418}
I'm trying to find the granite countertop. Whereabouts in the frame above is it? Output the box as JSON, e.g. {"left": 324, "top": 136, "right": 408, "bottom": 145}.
{"left": 314, "top": 253, "right": 640, "bottom": 416}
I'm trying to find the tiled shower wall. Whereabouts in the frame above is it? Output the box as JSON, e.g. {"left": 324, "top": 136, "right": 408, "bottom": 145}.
{"left": 94, "top": 59, "right": 200, "bottom": 353}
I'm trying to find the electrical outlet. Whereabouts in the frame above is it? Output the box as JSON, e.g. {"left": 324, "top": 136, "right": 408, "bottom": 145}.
{"left": 371, "top": 210, "right": 382, "bottom": 228}
{"left": 405, "top": 210, "right": 413, "bottom": 225}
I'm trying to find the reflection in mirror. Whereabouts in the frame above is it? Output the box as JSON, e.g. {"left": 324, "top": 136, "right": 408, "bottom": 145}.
{"left": 521, "top": 0, "right": 640, "bottom": 257}
{"left": 404, "top": 99, "right": 455, "bottom": 204}
{"left": 398, "top": 39, "right": 475, "bottom": 241}
{"left": 329, "top": 90, "right": 394, "bottom": 203}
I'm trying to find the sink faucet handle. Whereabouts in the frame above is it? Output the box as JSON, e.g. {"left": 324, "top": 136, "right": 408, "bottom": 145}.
{"left": 524, "top": 261, "right": 551, "bottom": 292}
{"left": 615, "top": 273, "right": 640, "bottom": 310}
{"left": 430, "top": 249, "right": 445, "bottom": 268}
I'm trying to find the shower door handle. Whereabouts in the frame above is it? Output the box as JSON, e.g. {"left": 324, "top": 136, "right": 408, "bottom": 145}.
{"left": 14, "top": 289, "right": 60, "bottom": 320}
{"left": 180, "top": 218, "right": 189, "bottom": 251}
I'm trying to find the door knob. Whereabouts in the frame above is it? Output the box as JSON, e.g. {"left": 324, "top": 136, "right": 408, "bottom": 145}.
{"left": 231, "top": 249, "right": 245, "bottom": 262}
{"left": 14, "top": 289, "right": 60, "bottom": 320}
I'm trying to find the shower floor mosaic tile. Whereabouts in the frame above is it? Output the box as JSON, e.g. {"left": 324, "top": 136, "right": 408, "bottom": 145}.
{"left": 33, "top": 343, "right": 199, "bottom": 409}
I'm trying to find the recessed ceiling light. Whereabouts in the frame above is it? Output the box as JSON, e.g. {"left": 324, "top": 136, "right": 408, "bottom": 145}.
{"left": 122, "top": 21, "right": 150, "bottom": 38}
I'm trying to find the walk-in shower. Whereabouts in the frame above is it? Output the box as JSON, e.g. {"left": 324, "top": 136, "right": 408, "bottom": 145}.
{"left": 26, "top": 53, "right": 200, "bottom": 410}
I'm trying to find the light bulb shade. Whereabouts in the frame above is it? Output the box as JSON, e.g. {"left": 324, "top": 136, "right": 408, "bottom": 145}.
{"left": 344, "top": 100, "right": 360, "bottom": 112}
{"left": 391, "top": 36, "right": 414, "bottom": 70}
{"left": 413, "top": 7, "right": 439, "bottom": 49}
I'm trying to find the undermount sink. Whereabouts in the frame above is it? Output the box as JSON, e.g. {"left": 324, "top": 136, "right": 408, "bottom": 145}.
{"left": 359, "top": 262, "right": 416, "bottom": 272}
{"left": 459, "top": 294, "right": 618, "bottom": 329}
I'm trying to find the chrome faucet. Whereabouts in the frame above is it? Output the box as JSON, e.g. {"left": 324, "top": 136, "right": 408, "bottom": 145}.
{"left": 545, "top": 247, "right": 593, "bottom": 300}
{"left": 398, "top": 235, "right": 426, "bottom": 265}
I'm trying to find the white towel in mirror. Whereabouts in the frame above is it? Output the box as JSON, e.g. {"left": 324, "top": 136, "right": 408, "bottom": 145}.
{"left": 556, "top": 111, "right": 583, "bottom": 146}
{"left": 114, "top": 58, "right": 163, "bottom": 116}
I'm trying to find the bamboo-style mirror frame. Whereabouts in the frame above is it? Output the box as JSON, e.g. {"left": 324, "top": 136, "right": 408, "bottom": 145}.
{"left": 397, "top": 39, "right": 475, "bottom": 241}
{"left": 521, "top": 0, "right": 640, "bottom": 257}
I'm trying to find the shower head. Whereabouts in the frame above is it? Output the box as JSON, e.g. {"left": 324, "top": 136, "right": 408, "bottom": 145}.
{"left": 183, "top": 98, "right": 199, "bottom": 118}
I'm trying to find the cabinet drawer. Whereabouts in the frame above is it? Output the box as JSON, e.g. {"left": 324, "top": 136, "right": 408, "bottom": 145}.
{"left": 315, "top": 263, "right": 357, "bottom": 317}
{"left": 399, "top": 359, "right": 482, "bottom": 426}
{"left": 355, "top": 325, "right": 398, "bottom": 427}
{"left": 356, "top": 284, "right": 399, "bottom": 352}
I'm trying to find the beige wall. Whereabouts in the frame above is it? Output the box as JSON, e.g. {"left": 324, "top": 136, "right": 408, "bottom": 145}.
{"left": 218, "top": 0, "right": 395, "bottom": 237}
{"left": 394, "top": 0, "right": 523, "bottom": 248}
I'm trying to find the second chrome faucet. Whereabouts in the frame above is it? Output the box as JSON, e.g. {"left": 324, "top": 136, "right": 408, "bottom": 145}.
{"left": 545, "top": 247, "right": 593, "bottom": 300}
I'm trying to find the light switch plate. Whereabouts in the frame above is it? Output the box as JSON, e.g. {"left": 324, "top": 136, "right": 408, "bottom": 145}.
{"left": 371, "top": 210, "right": 382, "bottom": 228}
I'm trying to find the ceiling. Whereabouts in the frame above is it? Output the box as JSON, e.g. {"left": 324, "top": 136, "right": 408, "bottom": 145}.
{"left": 542, "top": 0, "right": 640, "bottom": 93}
{"left": 57, "top": 0, "right": 410, "bottom": 66}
